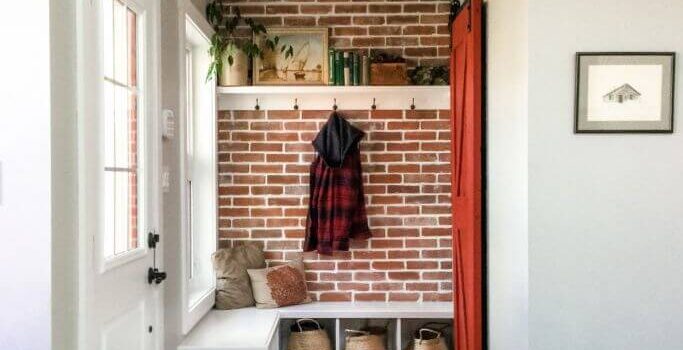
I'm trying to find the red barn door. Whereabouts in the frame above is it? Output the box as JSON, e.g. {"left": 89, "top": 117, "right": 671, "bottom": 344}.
{"left": 450, "top": 1, "right": 483, "bottom": 350}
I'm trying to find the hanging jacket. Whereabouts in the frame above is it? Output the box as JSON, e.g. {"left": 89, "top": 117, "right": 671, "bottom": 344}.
{"left": 304, "top": 112, "right": 371, "bottom": 255}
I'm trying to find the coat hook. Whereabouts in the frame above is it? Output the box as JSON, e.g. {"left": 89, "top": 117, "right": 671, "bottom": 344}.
{"left": 293, "top": 98, "right": 299, "bottom": 110}
{"left": 371, "top": 98, "right": 377, "bottom": 110}
{"left": 255, "top": 98, "right": 260, "bottom": 111}
{"left": 333, "top": 98, "right": 338, "bottom": 111}
{"left": 410, "top": 97, "right": 416, "bottom": 110}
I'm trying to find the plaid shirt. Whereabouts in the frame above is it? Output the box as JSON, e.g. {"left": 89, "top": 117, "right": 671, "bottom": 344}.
{"left": 304, "top": 113, "right": 371, "bottom": 255}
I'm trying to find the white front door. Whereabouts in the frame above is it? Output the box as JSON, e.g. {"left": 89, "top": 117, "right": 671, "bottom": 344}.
{"left": 78, "top": 0, "right": 163, "bottom": 349}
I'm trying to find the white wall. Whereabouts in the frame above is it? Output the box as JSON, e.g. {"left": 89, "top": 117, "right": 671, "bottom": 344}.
{"left": 485, "top": 1, "right": 529, "bottom": 349}
{"left": 0, "top": 1, "right": 53, "bottom": 348}
{"left": 527, "top": 0, "right": 683, "bottom": 349}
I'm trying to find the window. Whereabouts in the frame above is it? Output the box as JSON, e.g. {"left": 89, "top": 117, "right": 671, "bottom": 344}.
{"left": 181, "top": 11, "right": 217, "bottom": 334}
{"left": 102, "top": 0, "right": 142, "bottom": 259}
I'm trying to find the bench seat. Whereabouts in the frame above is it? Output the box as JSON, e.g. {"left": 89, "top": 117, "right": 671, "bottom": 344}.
{"left": 178, "top": 302, "right": 453, "bottom": 350}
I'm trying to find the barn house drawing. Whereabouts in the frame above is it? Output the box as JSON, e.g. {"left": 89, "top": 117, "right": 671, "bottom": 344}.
{"left": 603, "top": 83, "right": 641, "bottom": 103}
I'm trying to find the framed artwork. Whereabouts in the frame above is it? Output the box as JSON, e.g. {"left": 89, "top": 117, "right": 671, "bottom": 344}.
{"left": 575, "top": 52, "right": 675, "bottom": 133}
{"left": 253, "top": 27, "right": 329, "bottom": 85}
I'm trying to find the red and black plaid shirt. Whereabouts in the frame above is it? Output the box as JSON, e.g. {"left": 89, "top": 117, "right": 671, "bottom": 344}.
{"left": 304, "top": 113, "right": 371, "bottom": 255}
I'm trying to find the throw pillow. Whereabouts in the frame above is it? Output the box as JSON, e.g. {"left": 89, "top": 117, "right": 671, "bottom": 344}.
{"left": 247, "top": 258, "right": 312, "bottom": 309}
{"left": 212, "top": 243, "right": 266, "bottom": 310}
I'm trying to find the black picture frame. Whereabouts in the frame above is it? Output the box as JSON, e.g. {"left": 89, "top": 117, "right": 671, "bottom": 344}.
{"left": 574, "top": 52, "right": 676, "bottom": 133}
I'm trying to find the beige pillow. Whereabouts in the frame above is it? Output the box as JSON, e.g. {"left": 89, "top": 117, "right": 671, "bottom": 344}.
{"left": 247, "top": 258, "right": 312, "bottom": 309}
{"left": 212, "top": 243, "right": 266, "bottom": 310}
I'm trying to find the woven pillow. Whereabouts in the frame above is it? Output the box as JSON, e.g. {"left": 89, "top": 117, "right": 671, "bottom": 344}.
{"left": 212, "top": 243, "right": 266, "bottom": 310}
{"left": 247, "top": 258, "right": 312, "bottom": 309}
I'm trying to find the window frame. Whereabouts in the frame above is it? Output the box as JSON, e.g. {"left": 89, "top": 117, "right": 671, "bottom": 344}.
{"left": 98, "top": 0, "right": 152, "bottom": 272}
{"left": 178, "top": 1, "right": 217, "bottom": 334}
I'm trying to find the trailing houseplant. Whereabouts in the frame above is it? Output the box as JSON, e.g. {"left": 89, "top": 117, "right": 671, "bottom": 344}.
{"left": 205, "top": 1, "right": 293, "bottom": 84}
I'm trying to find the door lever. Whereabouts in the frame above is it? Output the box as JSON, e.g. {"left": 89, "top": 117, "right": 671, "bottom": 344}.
{"left": 148, "top": 268, "right": 167, "bottom": 285}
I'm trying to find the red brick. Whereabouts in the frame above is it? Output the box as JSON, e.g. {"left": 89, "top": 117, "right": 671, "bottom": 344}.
{"left": 354, "top": 272, "right": 387, "bottom": 281}
{"left": 318, "top": 16, "right": 351, "bottom": 26}
{"left": 320, "top": 272, "right": 352, "bottom": 281}
{"left": 284, "top": 17, "right": 316, "bottom": 26}
{"left": 335, "top": 4, "right": 367, "bottom": 13}
{"left": 404, "top": 3, "right": 436, "bottom": 13}
{"left": 369, "top": 4, "right": 401, "bottom": 13}
{"left": 338, "top": 261, "right": 370, "bottom": 270}
{"left": 389, "top": 293, "right": 420, "bottom": 302}
{"left": 423, "top": 293, "right": 452, "bottom": 302}
{"left": 307, "top": 282, "right": 335, "bottom": 291}
{"left": 387, "top": 15, "right": 419, "bottom": 24}
{"left": 305, "top": 262, "right": 335, "bottom": 271}
{"left": 372, "top": 261, "right": 405, "bottom": 270}
{"left": 338, "top": 283, "right": 370, "bottom": 291}
{"left": 265, "top": 5, "right": 298, "bottom": 14}
{"left": 369, "top": 26, "right": 402, "bottom": 36}
{"left": 354, "top": 293, "right": 387, "bottom": 302}
{"left": 388, "top": 272, "right": 420, "bottom": 280}
{"left": 319, "top": 292, "right": 352, "bottom": 302}
{"left": 353, "top": 16, "right": 385, "bottom": 25}
{"left": 301, "top": 5, "right": 332, "bottom": 14}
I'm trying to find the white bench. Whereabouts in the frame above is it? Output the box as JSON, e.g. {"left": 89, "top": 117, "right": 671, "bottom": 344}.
{"left": 178, "top": 302, "right": 453, "bottom": 350}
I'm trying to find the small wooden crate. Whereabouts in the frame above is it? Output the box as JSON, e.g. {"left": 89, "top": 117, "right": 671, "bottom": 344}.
{"left": 370, "top": 63, "right": 408, "bottom": 85}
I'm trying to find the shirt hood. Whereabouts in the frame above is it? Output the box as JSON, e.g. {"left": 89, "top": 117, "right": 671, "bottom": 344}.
{"left": 311, "top": 112, "right": 365, "bottom": 168}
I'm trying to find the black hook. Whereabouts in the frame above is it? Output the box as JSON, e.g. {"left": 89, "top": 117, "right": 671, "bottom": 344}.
{"left": 293, "top": 98, "right": 299, "bottom": 110}
{"left": 255, "top": 98, "right": 260, "bottom": 111}
{"left": 333, "top": 98, "right": 338, "bottom": 111}
{"left": 410, "top": 97, "right": 416, "bottom": 110}
{"left": 371, "top": 98, "right": 377, "bottom": 110}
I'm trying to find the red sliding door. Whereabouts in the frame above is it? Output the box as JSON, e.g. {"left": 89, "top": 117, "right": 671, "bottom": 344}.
{"left": 450, "top": 1, "right": 483, "bottom": 350}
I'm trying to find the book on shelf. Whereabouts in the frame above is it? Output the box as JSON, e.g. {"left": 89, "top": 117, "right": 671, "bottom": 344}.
{"left": 361, "top": 54, "right": 370, "bottom": 86}
{"left": 335, "top": 51, "right": 343, "bottom": 86}
{"left": 328, "top": 48, "right": 335, "bottom": 85}
{"left": 343, "top": 52, "right": 351, "bottom": 86}
{"left": 352, "top": 52, "right": 360, "bottom": 86}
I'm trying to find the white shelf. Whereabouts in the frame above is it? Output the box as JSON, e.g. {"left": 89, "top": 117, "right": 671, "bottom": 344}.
{"left": 218, "top": 85, "right": 448, "bottom": 95}
{"left": 277, "top": 301, "right": 453, "bottom": 319}
{"left": 217, "top": 85, "right": 450, "bottom": 111}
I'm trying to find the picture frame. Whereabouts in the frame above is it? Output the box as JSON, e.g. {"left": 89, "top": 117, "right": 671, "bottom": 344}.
{"left": 253, "top": 27, "right": 329, "bottom": 86}
{"left": 575, "top": 52, "right": 676, "bottom": 133}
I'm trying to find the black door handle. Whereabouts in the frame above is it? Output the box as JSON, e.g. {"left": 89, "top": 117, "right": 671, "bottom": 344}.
{"left": 148, "top": 267, "right": 167, "bottom": 285}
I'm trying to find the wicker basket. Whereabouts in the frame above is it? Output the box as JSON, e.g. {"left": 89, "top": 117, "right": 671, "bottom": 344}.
{"left": 344, "top": 329, "right": 386, "bottom": 350}
{"left": 406, "top": 323, "right": 450, "bottom": 350}
{"left": 287, "top": 319, "right": 332, "bottom": 350}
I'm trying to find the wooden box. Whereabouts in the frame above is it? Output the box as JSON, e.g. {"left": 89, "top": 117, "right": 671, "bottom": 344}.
{"left": 370, "top": 63, "right": 408, "bottom": 85}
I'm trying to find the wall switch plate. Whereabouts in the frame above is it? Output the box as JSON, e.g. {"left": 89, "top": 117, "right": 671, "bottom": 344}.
{"left": 162, "top": 109, "right": 175, "bottom": 140}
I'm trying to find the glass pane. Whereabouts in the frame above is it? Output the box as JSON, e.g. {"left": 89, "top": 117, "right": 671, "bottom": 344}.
{"left": 103, "top": 0, "right": 140, "bottom": 259}
{"left": 103, "top": 0, "right": 114, "bottom": 79}
{"left": 113, "top": 0, "right": 128, "bottom": 84}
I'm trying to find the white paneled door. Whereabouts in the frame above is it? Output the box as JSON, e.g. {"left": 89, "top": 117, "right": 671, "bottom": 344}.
{"left": 78, "top": 0, "right": 163, "bottom": 349}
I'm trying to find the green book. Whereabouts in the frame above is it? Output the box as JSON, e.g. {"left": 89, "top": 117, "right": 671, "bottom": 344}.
{"left": 335, "top": 51, "right": 343, "bottom": 86}
{"left": 328, "top": 49, "right": 335, "bottom": 85}
{"left": 352, "top": 52, "right": 360, "bottom": 86}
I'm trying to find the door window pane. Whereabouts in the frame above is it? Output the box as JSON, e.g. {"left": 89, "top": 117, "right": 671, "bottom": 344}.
{"left": 103, "top": 0, "right": 140, "bottom": 258}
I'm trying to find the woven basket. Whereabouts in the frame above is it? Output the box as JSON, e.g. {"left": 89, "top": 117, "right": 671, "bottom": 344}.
{"left": 406, "top": 323, "right": 450, "bottom": 350}
{"left": 344, "top": 329, "right": 386, "bottom": 350}
{"left": 287, "top": 319, "right": 332, "bottom": 350}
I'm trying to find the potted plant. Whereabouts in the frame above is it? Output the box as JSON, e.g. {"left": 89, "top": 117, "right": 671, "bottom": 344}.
{"left": 205, "top": 1, "right": 292, "bottom": 86}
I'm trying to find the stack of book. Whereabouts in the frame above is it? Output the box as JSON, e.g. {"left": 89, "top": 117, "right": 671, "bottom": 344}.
{"left": 328, "top": 49, "right": 370, "bottom": 86}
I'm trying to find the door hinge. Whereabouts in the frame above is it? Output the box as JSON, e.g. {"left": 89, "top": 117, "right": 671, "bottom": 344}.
{"left": 467, "top": 4, "right": 472, "bottom": 32}
{"left": 148, "top": 232, "right": 160, "bottom": 249}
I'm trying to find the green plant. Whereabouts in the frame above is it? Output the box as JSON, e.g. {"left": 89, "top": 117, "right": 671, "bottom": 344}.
{"left": 409, "top": 65, "right": 449, "bottom": 85}
{"left": 205, "top": 1, "right": 293, "bottom": 82}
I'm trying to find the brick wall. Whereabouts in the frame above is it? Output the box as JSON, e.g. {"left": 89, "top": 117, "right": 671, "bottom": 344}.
{"left": 220, "top": 0, "right": 451, "bottom": 68}
{"left": 218, "top": 109, "right": 453, "bottom": 302}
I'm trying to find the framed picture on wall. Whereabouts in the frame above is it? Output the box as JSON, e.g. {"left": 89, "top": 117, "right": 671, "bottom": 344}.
{"left": 253, "top": 27, "right": 329, "bottom": 85}
{"left": 575, "top": 52, "right": 676, "bottom": 133}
